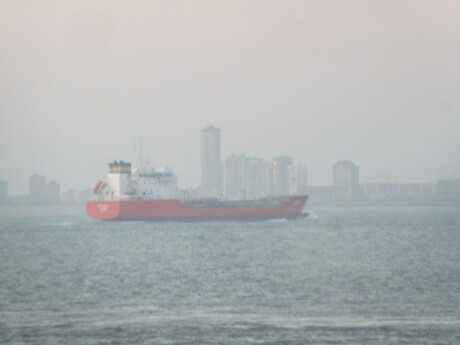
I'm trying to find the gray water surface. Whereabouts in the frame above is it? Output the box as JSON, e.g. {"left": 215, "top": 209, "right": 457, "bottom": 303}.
{"left": 1, "top": 204, "right": 459, "bottom": 344}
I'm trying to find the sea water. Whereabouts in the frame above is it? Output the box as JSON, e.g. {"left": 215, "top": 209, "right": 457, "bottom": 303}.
{"left": 0, "top": 203, "right": 459, "bottom": 344}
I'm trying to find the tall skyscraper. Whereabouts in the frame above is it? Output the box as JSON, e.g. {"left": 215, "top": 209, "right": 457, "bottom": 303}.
{"left": 332, "top": 160, "right": 360, "bottom": 200}
{"left": 201, "top": 126, "right": 223, "bottom": 197}
{"left": 271, "top": 156, "right": 295, "bottom": 196}
{"left": 244, "top": 157, "right": 271, "bottom": 199}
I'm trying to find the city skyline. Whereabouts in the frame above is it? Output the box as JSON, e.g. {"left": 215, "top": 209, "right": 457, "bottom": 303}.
{"left": 1, "top": 158, "right": 459, "bottom": 205}
{"left": 0, "top": 152, "right": 457, "bottom": 198}
{"left": 1, "top": 1, "right": 459, "bottom": 194}
{"left": 2, "top": 120, "right": 459, "bottom": 195}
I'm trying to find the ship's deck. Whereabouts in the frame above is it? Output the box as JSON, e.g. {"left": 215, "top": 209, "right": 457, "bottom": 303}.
{"left": 181, "top": 197, "right": 290, "bottom": 209}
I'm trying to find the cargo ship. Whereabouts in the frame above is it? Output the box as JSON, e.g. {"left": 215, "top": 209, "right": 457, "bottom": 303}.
{"left": 87, "top": 161, "right": 308, "bottom": 222}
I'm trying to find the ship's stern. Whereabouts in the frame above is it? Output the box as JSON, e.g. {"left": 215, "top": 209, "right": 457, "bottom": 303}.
{"left": 86, "top": 201, "right": 121, "bottom": 220}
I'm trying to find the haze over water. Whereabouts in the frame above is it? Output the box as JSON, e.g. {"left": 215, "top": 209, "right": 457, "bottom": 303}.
{"left": 1, "top": 204, "right": 459, "bottom": 344}
{"left": 1, "top": 1, "right": 460, "bottom": 193}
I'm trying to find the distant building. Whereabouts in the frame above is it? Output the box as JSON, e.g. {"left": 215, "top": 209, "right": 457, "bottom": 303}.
{"left": 437, "top": 179, "right": 460, "bottom": 198}
{"left": 244, "top": 157, "right": 271, "bottom": 199}
{"left": 0, "top": 179, "right": 8, "bottom": 204}
{"left": 224, "top": 154, "right": 246, "bottom": 199}
{"left": 61, "top": 189, "right": 91, "bottom": 204}
{"left": 29, "top": 174, "right": 46, "bottom": 203}
{"left": 201, "top": 126, "right": 223, "bottom": 197}
{"left": 224, "top": 155, "right": 271, "bottom": 199}
{"left": 272, "top": 156, "right": 295, "bottom": 196}
{"left": 332, "top": 160, "right": 359, "bottom": 200}
{"left": 29, "top": 174, "right": 60, "bottom": 204}
{"left": 360, "top": 183, "right": 437, "bottom": 200}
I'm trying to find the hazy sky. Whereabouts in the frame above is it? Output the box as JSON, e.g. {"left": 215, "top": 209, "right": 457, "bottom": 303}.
{"left": 1, "top": 0, "right": 459, "bottom": 194}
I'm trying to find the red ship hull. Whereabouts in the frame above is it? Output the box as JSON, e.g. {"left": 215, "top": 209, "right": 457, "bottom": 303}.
{"left": 87, "top": 196, "right": 308, "bottom": 222}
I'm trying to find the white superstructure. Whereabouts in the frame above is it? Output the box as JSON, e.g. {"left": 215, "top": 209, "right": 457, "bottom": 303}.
{"left": 132, "top": 167, "right": 178, "bottom": 199}
{"left": 93, "top": 161, "right": 178, "bottom": 200}
{"left": 107, "top": 161, "right": 132, "bottom": 197}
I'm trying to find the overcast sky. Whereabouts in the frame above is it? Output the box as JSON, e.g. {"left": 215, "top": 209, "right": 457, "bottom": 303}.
{"left": 1, "top": 0, "right": 459, "bottom": 194}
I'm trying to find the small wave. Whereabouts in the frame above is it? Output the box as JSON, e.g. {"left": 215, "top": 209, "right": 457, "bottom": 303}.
{"left": 43, "top": 222, "right": 75, "bottom": 227}
{"left": 304, "top": 210, "right": 319, "bottom": 219}
{"left": 260, "top": 316, "right": 460, "bottom": 329}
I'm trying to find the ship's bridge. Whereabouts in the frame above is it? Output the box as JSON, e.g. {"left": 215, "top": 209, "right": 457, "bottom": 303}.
{"left": 107, "top": 161, "right": 132, "bottom": 197}
{"left": 108, "top": 161, "right": 131, "bottom": 174}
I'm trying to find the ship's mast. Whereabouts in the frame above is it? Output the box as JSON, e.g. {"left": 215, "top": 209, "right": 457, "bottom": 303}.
{"left": 133, "top": 136, "right": 145, "bottom": 170}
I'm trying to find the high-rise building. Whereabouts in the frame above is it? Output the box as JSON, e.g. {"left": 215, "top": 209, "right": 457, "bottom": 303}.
{"left": 224, "top": 155, "right": 271, "bottom": 199}
{"left": 29, "top": 174, "right": 46, "bottom": 204}
{"left": 271, "top": 156, "right": 295, "bottom": 196}
{"left": 48, "top": 181, "right": 60, "bottom": 204}
{"left": 332, "top": 160, "right": 359, "bottom": 200}
{"left": 437, "top": 179, "right": 460, "bottom": 197}
{"left": 244, "top": 157, "right": 271, "bottom": 199}
{"left": 224, "top": 154, "right": 246, "bottom": 199}
{"left": 201, "top": 126, "right": 223, "bottom": 197}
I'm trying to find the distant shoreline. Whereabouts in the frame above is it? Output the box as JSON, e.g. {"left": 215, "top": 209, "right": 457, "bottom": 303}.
{"left": 307, "top": 198, "right": 460, "bottom": 208}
